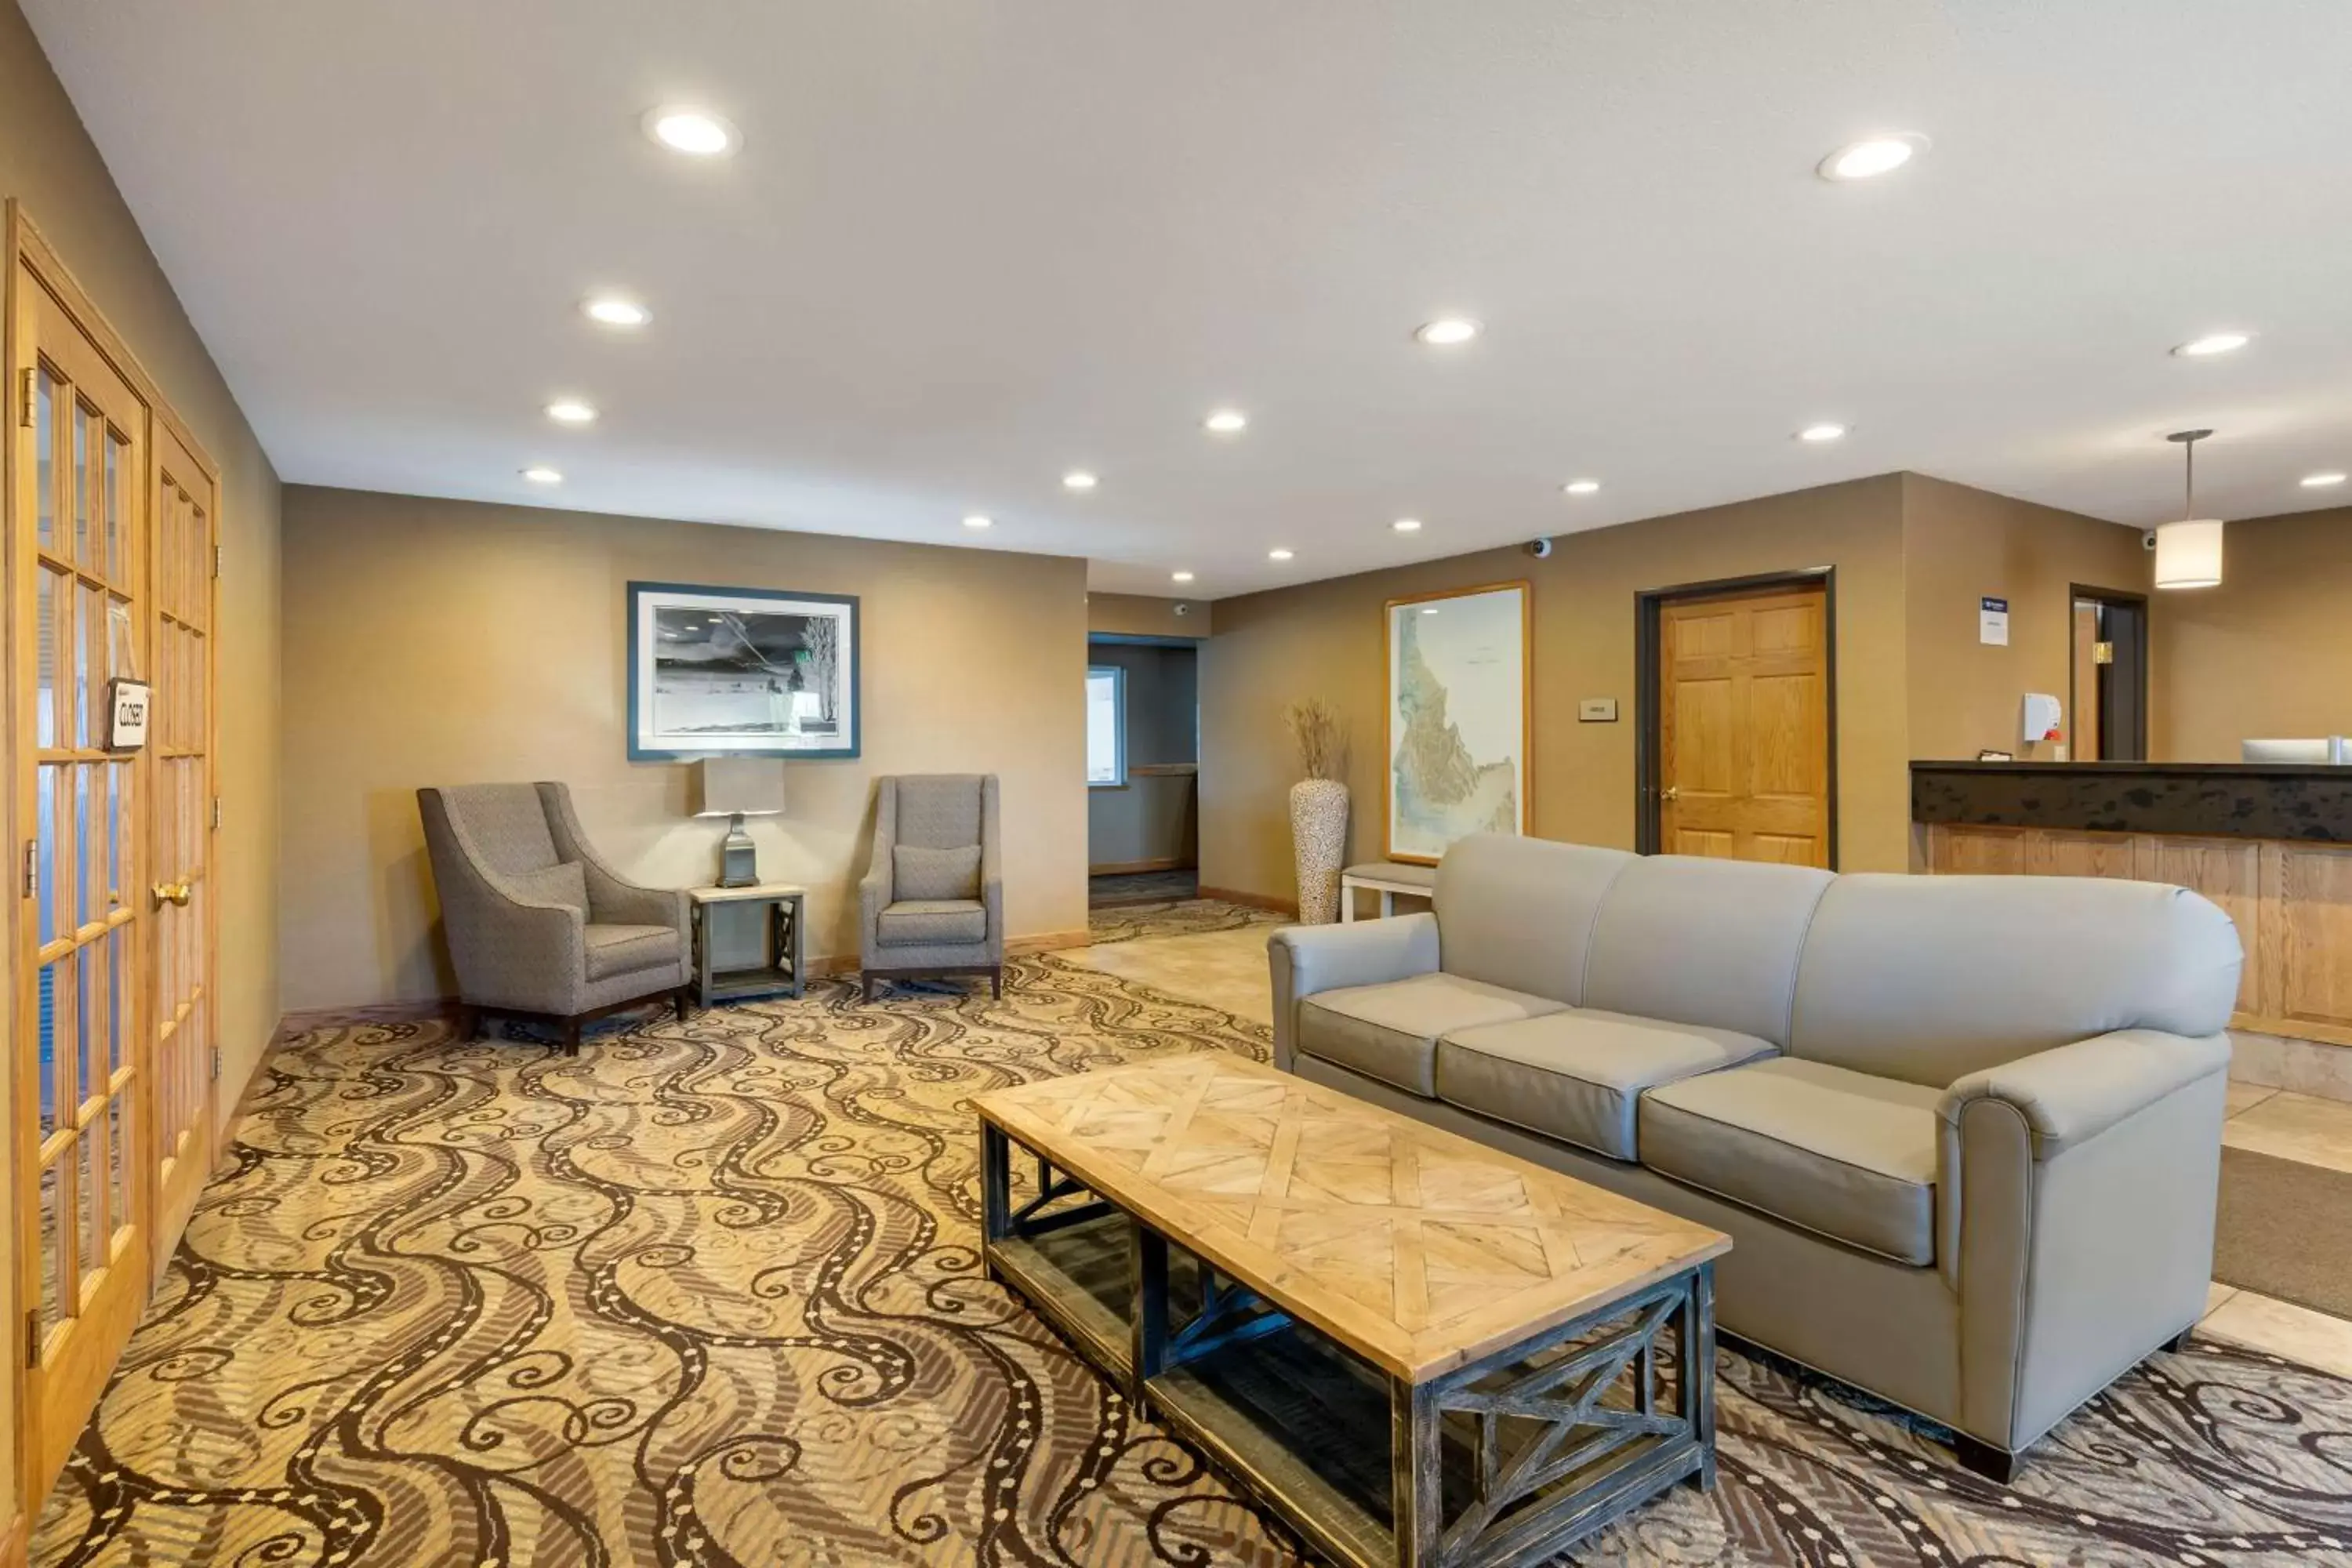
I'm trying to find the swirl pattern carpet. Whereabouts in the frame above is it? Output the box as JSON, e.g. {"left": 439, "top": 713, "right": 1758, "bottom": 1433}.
{"left": 31, "top": 945, "right": 2352, "bottom": 1566}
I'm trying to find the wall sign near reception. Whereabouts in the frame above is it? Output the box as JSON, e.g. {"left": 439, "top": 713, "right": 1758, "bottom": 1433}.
{"left": 627, "top": 581, "right": 862, "bottom": 760}
{"left": 1980, "top": 595, "right": 2009, "bottom": 646}
{"left": 1384, "top": 581, "right": 1530, "bottom": 864}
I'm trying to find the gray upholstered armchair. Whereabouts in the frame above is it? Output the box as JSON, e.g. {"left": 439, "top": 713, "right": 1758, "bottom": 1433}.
{"left": 859, "top": 775, "right": 1004, "bottom": 1000}
{"left": 418, "top": 782, "right": 692, "bottom": 1051}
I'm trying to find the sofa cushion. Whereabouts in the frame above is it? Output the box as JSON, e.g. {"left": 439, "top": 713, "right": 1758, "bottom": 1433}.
{"left": 510, "top": 860, "right": 587, "bottom": 914}
{"left": 1788, "top": 873, "right": 2245, "bottom": 1088}
{"left": 1433, "top": 834, "right": 1635, "bottom": 1006}
{"left": 1298, "top": 972, "right": 1565, "bottom": 1097}
{"left": 585, "top": 923, "right": 680, "bottom": 980}
{"left": 1436, "top": 1009, "right": 1777, "bottom": 1161}
{"left": 877, "top": 898, "right": 988, "bottom": 947}
{"left": 895, "top": 843, "right": 982, "bottom": 901}
{"left": 1639, "top": 1058, "right": 1940, "bottom": 1266}
{"left": 1583, "top": 854, "right": 1834, "bottom": 1047}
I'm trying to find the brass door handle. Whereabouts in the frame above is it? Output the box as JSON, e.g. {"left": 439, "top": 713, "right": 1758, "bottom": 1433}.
{"left": 152, "top": 880, "right": 191, "bottom": 908}
{"left": 1661, "top": 786, "right": 1680, "bottom": 803}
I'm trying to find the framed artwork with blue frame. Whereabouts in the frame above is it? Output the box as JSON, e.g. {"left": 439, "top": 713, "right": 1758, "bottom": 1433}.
{"left": 626, "top": 581, "right": 862, "bottom": 760}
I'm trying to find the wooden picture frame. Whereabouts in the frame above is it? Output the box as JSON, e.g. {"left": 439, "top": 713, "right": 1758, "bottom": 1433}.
{"left": 1383, "top": 580, "right": 1532, "bottom": 865}
{"left": 627, "top": 581, "right": 862, "bottom": 760}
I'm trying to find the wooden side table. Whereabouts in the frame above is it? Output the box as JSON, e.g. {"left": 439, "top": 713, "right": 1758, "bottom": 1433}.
{"left": 687, "top": 884, "right": 807, "bottom": 1005}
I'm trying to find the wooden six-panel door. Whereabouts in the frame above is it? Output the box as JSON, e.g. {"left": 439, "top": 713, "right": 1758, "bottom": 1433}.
{"left": 1657, "top": 583, "right": 1831, "bottom": 866}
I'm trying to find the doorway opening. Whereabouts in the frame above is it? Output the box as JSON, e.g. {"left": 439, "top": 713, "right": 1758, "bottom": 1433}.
{"left": 2067, "top": 585, "right": 2148, "bottom": 762}
{"left": 1635, "top": 569, "right": 1837, "bottom": 868}
{"left": 1086, "top": 633, "right": 1201, "bottom": 906}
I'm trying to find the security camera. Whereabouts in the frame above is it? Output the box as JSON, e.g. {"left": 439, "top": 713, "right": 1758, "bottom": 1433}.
{"left": 1172, "top": 602, "right": 1191, "bottom": 616}
{"left": 1526, "top": 537, "right": 1555, "bottom": 559}
{"left": 2142, "top": 530, "right": 2158, "bottom": 552}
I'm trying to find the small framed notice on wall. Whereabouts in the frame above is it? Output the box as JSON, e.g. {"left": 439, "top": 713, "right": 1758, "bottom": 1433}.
{"left": 107, "top": 677, "right": 151, "bottom": 750}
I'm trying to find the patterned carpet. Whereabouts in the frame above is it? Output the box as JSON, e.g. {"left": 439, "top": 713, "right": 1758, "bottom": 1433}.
{"left": 31, "top": 949, "right": 2352, "bottom": 1566}
{"left": 1082, "top": 898, "right": 1284, "bottom": 947}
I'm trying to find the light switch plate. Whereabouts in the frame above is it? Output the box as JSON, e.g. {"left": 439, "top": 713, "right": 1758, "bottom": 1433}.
{"left": 1578, "top": 698, "right": 1619, "bottom": 722}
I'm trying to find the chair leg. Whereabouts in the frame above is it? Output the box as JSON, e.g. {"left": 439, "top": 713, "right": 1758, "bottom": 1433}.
{"left": 563, "top": 1017, "right": 583, "bottom": 1057}
{"left": 673, "top": 986, "right": 691, "bottom": 1022}
{"left": 862, "top": 971, "right": 876, "bottom": 1003}
{"left": 2161, "top": 1326, "right": 2195, "bottom": 1353}
{"left": 991, "top": 965, "right": 1003, "bottom": 1000}
{"left": 455, "top": 1005, "right": 479, "bottom": 1043}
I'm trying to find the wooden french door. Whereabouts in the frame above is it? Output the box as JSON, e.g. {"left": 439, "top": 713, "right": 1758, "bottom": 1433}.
{"left": 147, "top": 421, "right": 216, "bottom": 1256}
{"left": 12, "top": 267, "right": 151, "bottom": 1492}
{"left": 1655, "top": 582, "right": 1831, "bottom": 867}
{"left": 8, "top": 212, "right": 218, "bottom": 1506}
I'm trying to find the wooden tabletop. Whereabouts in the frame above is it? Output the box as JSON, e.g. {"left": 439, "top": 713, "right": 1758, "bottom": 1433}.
{"left": 686, "top": 882, "right": 807, "bottom": 904}
{"left": 975, "top": 1053, "right": 1729, "bottom": 1381}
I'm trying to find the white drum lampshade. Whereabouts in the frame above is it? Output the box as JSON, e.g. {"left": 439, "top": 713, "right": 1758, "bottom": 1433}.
{"left": 2154, "top": 517, "right": 2224, "bottom": 590}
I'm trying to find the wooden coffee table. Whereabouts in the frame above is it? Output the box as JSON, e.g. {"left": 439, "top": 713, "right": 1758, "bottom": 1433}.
{"left": 975, "top": 1053, "right": 1730, "bottom": 1567}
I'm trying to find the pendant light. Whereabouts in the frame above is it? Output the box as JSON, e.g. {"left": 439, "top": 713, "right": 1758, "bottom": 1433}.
{"left": 2154, "top": 428, "right": 2224, "bottom": 590}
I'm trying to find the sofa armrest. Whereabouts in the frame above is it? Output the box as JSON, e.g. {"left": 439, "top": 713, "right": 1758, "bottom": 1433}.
{"left": 458, "top": 891, "right": 589, "bottom": 1014}
{"left": 1936, "top": 1028, "right": 2233, "bottom": 1159}
{"left": 1267, "top": 914, "right": 1440, "bottom": 1071}
{"left": 1938, "top": 1029, "right": 2230, "bottom": 1455}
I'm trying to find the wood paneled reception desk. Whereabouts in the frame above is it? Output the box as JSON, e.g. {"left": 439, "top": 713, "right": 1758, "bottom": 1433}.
{"left": 1911, "top": 760, "right": 2352, "bottom": 1049}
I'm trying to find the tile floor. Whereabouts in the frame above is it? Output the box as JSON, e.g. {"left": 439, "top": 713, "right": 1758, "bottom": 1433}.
{"left": 1065, "top": 911, "right": 2352, "bottom": 1378}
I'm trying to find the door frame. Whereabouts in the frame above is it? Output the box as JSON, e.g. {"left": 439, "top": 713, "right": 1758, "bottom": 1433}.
{"left": 2067, "top": 582, "right": 2150, "bottom": 763}
{"left": 1633, "top": 567, "right": 1839, "bottom": 866}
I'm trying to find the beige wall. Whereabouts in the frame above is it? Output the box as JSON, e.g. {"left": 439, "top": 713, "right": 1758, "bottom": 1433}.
{"left": 1087, "top": 591, "right": 1210, "bottom": 638}
{"left": 1199, "top": 476, "right": 1912, "bottom": 902}
{"left": 1901, "top": 474, "right": 2147, "bottom": 764}
{"left": 2152, "top": 504, "right": 2352, "bottom": 761}
{"left": 278, "top": 487, "right": 1089, "bottom": 1012}
{"left": 0, "top": 1, "right": 282, "bottom": 1517}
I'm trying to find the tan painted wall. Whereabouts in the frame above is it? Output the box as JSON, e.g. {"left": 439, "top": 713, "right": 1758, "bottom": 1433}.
{"left": 1199, "top": 476, "right": 1912, "bottom": 902}
{"left": 2152, "top": 504, "right": 2352, "bottom": 761}
{"left": 1087, "top": 592, "right": 1210, "bottom": 638}
{"left": 278, "top": 487, "right": 1089, "bottom": 1012}
{"left": 0, "top": 1, "right": 282, "bottom": 1514}
{"left": 1901, "top": 474, "right": 2148, "bottom": 764}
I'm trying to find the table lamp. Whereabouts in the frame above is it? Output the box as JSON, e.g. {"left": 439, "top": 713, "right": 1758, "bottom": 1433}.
{"left": 691, "top": 757, "right": 784, "bottom": 887}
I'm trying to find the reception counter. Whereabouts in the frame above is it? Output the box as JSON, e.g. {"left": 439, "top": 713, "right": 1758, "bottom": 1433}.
{"left": 1911, "top": 760, "right": 2352, "bottom": 1049}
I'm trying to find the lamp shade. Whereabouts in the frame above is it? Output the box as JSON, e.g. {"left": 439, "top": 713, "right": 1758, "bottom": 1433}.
{"left": 691, "top": 757, "right": 786, "bottom": 818}
{"left": 2154, "top": 517, "right": 2224, "bottom": 590}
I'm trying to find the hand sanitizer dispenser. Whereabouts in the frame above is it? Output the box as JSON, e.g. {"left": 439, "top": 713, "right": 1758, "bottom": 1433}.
{"left": 2022, "top": 693, "right": 2062, "bottom": 745}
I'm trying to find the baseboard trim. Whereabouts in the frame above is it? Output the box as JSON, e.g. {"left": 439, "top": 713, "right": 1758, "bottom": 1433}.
{"left": 1198, "top": 885, "right": 1298, "bottom": 917}
{"left": 1088, "top": 857, "right": 1191, "bottom": 876}
{"left": 2, "top": 1512, "right": 26, "bottom": 1568}
{"left": 278, "top": 928, "right": 1105, "bottom": 1033}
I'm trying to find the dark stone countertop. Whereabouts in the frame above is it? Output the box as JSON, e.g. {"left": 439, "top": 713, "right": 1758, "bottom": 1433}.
{"left": 1910, "top": 760, "right": 2352, "bottom": 843}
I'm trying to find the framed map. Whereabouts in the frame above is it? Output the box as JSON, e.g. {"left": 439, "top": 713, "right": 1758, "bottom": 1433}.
{"left": 1385, "top": 582, "right": 1530, "bottom": 863}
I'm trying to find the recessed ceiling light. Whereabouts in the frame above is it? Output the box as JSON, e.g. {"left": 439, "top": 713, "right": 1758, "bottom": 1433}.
{"left": 1268, "top": 547, "right": 1294, "bottom": 561}
{"left": 1817, "top": 132, "right": 1929, "bottom": 181}
{"left": 1392, "top": 518, "right": 1423, "bottom": 533}
{"left": 644, "top": 107, "right": 739, "bottom": 158}
{"left": 1562, "top": 479, "right": 1600, "bottom": 496}
{"left": 521, "top": 466, "right": 563, "bottom": 485}
{"left": 1204, "top": 408, "right": 1249, "bottom": 434}
{"left": 1171, "top": 571, "right": 1195, "bottom": 583}
{"left": 583, "top": 296, "right": 651, "bottom": 328}
{"left": 1797, "top": 423, "right": 1848, "bottom": 443}
{"left": 546, "top": 399, "right": 597, "bottom": 425}
{"left": 1062, "top": 470, "right": 1098, "bottom": 492}
{"left": 963, "top": 514, "right": 993, "bottom": 530}
{"left": 1414, "top": 317, "right": 1479, "bottom": 347}
{"left": 1421, "top": 607, "right": 1439, "bottom": 615}
{"left": 2172, "top": 332, "right": 2252, "bottom": 358}
{"left": 2303, "top": 471, "right": 2348, "bottom": 488}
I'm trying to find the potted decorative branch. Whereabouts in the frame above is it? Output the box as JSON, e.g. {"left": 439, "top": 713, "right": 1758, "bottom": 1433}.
{"left": 1284, "top": 698, "right": 1348, "bottom": 924}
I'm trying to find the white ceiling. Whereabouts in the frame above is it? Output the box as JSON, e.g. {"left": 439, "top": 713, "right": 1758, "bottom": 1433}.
{"left": 24, "top": 0, "right": 2352, "bottom": 599}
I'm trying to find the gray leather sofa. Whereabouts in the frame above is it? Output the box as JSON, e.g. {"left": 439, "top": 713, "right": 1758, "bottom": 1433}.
{"left": 1269, "top": 833, "right": 2243, "bottom": 1479}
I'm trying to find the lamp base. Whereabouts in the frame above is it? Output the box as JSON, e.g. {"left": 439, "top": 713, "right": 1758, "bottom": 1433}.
{"left": 718, "top": 812, "right": 759, "bottom": 888}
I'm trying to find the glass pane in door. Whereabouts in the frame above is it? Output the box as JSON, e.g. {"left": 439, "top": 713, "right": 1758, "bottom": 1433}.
{"left": 71, "top": 401, "right": 89, "bottom": 563}
{"left": 35, "top": 365, "right": 55, "bottom": 550}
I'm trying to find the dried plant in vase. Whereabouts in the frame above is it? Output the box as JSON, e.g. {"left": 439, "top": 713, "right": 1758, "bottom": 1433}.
{"left": 1282, "top": 699, "right": 1350, "bottom": 923}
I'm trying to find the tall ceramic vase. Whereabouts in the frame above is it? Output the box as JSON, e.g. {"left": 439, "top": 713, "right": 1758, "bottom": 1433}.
{"left": 1289, "top": 778, "right": 1349, "bottom": 924}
